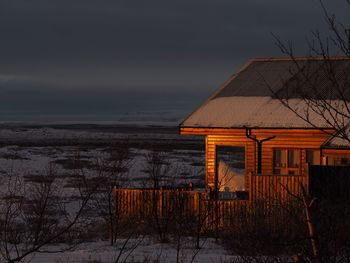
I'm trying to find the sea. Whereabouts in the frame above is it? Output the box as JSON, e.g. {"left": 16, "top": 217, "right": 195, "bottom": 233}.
{"left": 0, "top": 109, "right": 190, "bottom": 126}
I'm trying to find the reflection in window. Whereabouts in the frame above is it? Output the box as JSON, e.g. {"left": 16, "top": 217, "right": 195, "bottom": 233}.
{"left": 216, "top": 146, "right": 245, "bottom": 198}
{"left": 273, "top": 149, "right": 300, "bottom": 175}
{"left": 288, "top": 149, "right": 300, "bottom": 168}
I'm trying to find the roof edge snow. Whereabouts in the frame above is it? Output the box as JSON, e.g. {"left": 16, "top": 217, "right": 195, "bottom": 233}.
{"left": 179, "top": 59, "right": 255, "bottom": 127}
{"left": 180, "top": 56, "right": 350, "bottom": 129}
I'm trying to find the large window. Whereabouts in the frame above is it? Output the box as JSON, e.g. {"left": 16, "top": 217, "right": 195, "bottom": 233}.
{"left": 216, "top": 145, "right": 245, "bottom": 198}
{"left": 273, "top": 149, "right": 300, "bottom": 175}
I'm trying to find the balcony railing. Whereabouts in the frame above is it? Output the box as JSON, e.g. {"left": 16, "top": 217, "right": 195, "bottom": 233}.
{"left": 249, "top": 173, "right": 308, "bottom": 202}
{"left": 113, "top": 171, "right": 309, "bottom": 229}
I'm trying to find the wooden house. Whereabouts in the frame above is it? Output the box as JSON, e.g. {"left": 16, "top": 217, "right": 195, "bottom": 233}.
{"left": 180, "top": 57, "right": 350, "bottom": 199}
{"left": 114, "top": 57, "right": 350, "bottom": 228}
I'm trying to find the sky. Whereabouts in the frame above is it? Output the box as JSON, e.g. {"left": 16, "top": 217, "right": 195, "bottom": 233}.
{"left": 0, "top": 0, "right": 349, "bottom": 123}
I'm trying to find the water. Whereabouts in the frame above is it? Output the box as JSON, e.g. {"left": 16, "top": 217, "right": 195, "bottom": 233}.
{"left": 0, "top": 109, "right": 190, "bottom": 126}
{"left": 0, "top": 89, "right": 206, "bottom": 126}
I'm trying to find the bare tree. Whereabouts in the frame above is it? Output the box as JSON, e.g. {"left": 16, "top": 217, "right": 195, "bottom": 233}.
{"left": 272, "top": 0, "right": 350, "bottom": 143}
{"left": 143, "top": 151, "right": 172, "bottom": 189}
{"left": 141, "top": 151, "right": 172, "bottom": 243}
{"left": 0, "top": 164, "right": 97, "bottom": 263}
{"left": 91, "top": 142, "right": 134, "bottom": 245}
{"left": 267, "top": 3, "right": 350, "bottom": 261}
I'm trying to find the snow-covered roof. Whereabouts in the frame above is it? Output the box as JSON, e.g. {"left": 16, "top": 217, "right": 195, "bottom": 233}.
{"left": 181, "top": 57, "right": 350, "bottom": 128}
{"left": 322, "top": 126, "right": 350, "bottom": 148}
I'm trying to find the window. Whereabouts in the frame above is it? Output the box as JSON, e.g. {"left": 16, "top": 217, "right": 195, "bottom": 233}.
{"left": 306, "top": 149, "right": 320, "bottom": 165}
{"left": 273, "top": 149, "right": 300, "bottom": 175}
{"left": 216, "top": 146, "right": 245, "bottom": 198}
{"left": 326, "top": 156, "right": 350, "bottom": 166}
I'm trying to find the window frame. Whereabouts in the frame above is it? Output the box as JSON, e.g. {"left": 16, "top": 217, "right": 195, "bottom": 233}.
{"left": 305, "top": 149, "right": 321, "bottom": 166}
{"left": 273, "top": 148, "right": 301, "bottom": 175}
{"left": 215, "top": 144, "right": 246, "bottom": 197}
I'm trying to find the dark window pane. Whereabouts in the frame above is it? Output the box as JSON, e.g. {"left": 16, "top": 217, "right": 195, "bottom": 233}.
{"left": 306, "top": 150, "right": 314, "bottom": 164}
{"left": 306, "top": 150, "right": 320, "bottom": 165}
{"left": 274, "top": 149, "right": 282, "bottom": 167}
{"left": 288, "top": 150, "right": 300, "bottom": 168}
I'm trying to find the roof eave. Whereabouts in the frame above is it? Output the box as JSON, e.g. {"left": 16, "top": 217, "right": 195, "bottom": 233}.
{"left": 180, "top": 125, "right": 334, "bottom": 130}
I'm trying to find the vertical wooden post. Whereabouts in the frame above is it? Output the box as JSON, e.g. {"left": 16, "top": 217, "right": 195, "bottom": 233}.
{"left": 112, "top": 185, "right": 119, "bottom": 245}
{"left": 159, "top": 189, "right": 163, "bottom": 218}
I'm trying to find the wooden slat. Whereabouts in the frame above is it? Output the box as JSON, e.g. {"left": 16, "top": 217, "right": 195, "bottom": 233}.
{"left": 205, "top": 129, "right": 327, "bottom": 191}
{"left": 113, "top": 171, "right": 308, "bottom": 230}
{"left": 249, "top": 174, "right": 308, "bottom": 202}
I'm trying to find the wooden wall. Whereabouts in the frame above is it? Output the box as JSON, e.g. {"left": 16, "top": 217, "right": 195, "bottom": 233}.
{"left": 206, "top": 133, "right": 255, "bottom": 190}
{"left": 181, "top": 127, "right": 332, "bottom": 190}
{"left": 322, "top": 148, "right": 350, "bottom": 161}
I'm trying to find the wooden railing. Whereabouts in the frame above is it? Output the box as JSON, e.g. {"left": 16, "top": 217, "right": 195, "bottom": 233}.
{"left": 201, "top": 199, "right": 251, "bottom": 228}
{"left": 113, "top": 187, "right": 252, "bottom": 229}
{"left": 113, "top": 174, "right": 309, "bottom": 229}
{"left": 113, "top": 188, "right": 207, "bottom": 220}
{"left": 249, "top": 173, "right": 309, "bottom": 202}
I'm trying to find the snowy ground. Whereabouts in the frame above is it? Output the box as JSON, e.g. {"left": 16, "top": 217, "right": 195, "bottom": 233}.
{"left": 29, "top": 238, "right": 238, "bottom": 263}
{"left": 0, "top": 124, "right": 205, "bottom": 189}
{"left": 0, "top": 124, "right": 241, "bottom": 263}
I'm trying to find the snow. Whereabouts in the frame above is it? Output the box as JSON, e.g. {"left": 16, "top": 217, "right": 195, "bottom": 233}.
{"left": 325, "top": 137, "right": 350, "bottom": 147}
{"left": 0, "top": 147, "right": 204, "bottom": 189}
{"left": 0, "top": 126, "right": 246, "bottom": 262}
{"left": 25, "top": 238, "right": 238, "bottom": 263}
{"left": 180, "top": 59, "right": 350, "bottom": 129}
{"left": 0, "top": 125, "right": 204, "bottom": 184}
{"left": 182, "top": 96, "right": 344, "bottom": 128}
{"left": 322, "top": 125, "right": 350, "bottom": 148}
{"left": 217, "top": 161, "right": 245, "bottom": 192}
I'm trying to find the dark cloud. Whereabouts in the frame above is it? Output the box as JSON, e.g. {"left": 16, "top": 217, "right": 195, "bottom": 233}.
{"left": 0, "top": 0, "right": 349, "bottom": 119}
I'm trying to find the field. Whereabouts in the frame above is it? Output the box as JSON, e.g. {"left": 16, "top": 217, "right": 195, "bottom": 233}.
{"left": 0, "top": 124, "right": 239, "bottom": 263}
{"left": 0, "top": 124, "right": 205, "bottom": 188}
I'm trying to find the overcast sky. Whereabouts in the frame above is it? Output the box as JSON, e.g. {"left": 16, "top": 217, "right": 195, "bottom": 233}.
{"left": 0, "top": 0, "right": 349, "bottom": 122}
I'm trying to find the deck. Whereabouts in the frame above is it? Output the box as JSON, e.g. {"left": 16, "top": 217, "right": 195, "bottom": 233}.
{"left": 113, "top": 173, "right": 308, "bottom": 229}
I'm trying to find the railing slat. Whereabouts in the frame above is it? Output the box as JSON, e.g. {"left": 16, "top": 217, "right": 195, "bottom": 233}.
{"left": 112, "top": 174, "right": 308, "bottom": 229}
{"left": 250, "top": 174, "right": 307, "bottom": 202}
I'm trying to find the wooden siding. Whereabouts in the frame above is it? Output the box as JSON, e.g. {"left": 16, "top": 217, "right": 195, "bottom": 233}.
{"left": 112, "top": 128, "right": 350, "bottom": 229}
{"left": 180, "top": 127, "right": 335, "bottom": 136}
{"left": 322, "top": 148, "right": 350, "bottom": 157}
{"left": 203, "top": 128, "right": 331, "bottom": 190}
{"left": 206, "top": 134, "right": 254, "bottom": 190}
